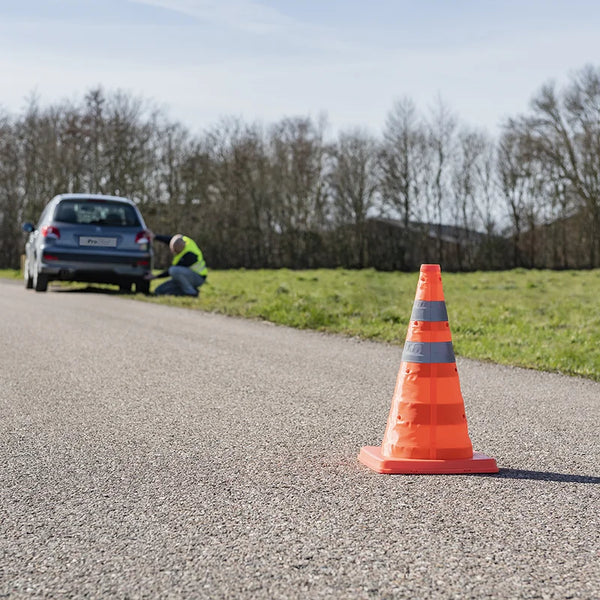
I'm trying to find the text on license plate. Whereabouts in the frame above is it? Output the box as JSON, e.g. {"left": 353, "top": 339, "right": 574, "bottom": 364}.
{"left": 79, "top": 236, "right": 118, "bottom": 247}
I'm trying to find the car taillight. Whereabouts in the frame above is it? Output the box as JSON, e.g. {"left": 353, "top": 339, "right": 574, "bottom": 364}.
{"left": 136, "top": 260, "right": 150, "bottom": 266}
{"left": 41, "top": 225, "right": 60, "bottom": 239}
{"left": 43, "top": 253, "right": 59, "bottom": 261}
{"left": 135, "top": 231, "right": 149, "bottom": 244}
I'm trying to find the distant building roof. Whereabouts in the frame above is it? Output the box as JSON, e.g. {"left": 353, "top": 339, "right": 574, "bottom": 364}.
{"left": 367, "top": 217, "right": 489, "bottom": 244}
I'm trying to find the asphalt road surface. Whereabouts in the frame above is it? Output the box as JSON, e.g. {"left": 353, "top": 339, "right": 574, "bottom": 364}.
{"left": 1, "top": 279, "right": 598, "bottom": 599}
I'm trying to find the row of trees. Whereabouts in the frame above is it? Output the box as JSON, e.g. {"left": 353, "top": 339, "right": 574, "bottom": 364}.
{"left": 1, "top": 64, "right": 599, "bottom": 271}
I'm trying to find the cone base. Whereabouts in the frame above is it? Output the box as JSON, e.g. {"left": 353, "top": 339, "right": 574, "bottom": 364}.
{"left": 359, "top": 446, "right": 499, "bottom": 474}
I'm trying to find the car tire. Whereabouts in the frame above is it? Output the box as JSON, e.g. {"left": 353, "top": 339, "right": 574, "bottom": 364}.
{"left": 119, "top": 282, "right": 132, "bottom": 294}
{"left": 24, "top": 261, "right": 33, "bottom": 289}
{"left": 33, "top": 268, "right": 48, "bottom": 292}
{"left": 135, "top": 279, "right": 150, "bottom": 295}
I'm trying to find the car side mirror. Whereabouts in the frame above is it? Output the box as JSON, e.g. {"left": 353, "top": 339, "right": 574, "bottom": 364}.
{"left": 22, "top": 222, "right": 34, "bottom": 233}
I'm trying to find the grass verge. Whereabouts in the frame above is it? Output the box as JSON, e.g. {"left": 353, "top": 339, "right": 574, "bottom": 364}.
{"left": 3, "top": 267, "right": 600, "bottom": 380}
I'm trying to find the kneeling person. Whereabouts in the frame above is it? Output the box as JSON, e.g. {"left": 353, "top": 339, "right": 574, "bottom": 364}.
{"left": 147, "top": 233, "right": 207, "bottom": 297}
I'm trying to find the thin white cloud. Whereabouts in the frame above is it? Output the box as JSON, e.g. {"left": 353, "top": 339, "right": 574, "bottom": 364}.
{"left": 129, "top": 0, "right": 295, "bottom": 34}
{"left": 127, "top": 0, "right": 354, "bottom": 54}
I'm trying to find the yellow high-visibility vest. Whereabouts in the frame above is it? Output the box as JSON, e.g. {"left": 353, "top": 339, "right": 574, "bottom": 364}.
{"left": 172, "top": 236, "right": 208, "bottom": 277}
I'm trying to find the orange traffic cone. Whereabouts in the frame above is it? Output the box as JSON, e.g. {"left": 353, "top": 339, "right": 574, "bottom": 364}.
{"left": 359, "top": 264, "right": 498, "bottom": 474}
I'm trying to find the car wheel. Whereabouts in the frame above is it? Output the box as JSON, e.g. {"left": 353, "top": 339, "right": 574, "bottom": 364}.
{"left": 33, "top": 267, "right": 48, "bottom": 292}
{"left": 135, "top": 279, "right": 150, "bottom": 295}
{"left": 119, "top": 282, "right": 132, "bottom": 294}
{"left": 24, "top": 261, "right": 33, "bottom": 289}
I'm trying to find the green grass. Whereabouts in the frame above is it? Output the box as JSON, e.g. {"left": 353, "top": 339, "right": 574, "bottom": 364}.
{"left": 0, "top": 269, "right": 22, "bottom": 280}
{"left": 4, "top": 267, "right": 600, "bottom": 380}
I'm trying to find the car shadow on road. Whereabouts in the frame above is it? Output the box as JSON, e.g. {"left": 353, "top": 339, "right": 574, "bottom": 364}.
{"left": 51, "top": 285, "right": 122, "bottom": 295}
{"left": 486, "top": 469, "right": 599, "bottom": 484}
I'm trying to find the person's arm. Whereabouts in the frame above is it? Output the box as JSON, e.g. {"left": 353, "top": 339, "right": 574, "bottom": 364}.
{"left": 176, "top": 252, "right": 198, "bottom": 267}
{"left": 144, "top": 233, "right": 173, "bottom": 279}
{"left": 144, "top": 232, "right": 172, "bottom": 279}
{"left": 153, "top": 234, "right": 171, "bottom": 245}
{"left": 145, "top": 268, "right": 169, "bottom": 280}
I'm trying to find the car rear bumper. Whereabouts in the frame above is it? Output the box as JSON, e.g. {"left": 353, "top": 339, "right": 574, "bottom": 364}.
{"left": 40, "top": 250, "right": 152, "bottom": 281}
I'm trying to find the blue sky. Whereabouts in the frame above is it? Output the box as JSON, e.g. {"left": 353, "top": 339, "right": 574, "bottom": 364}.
{"left": 1, "top": 0, "right": 598, "bottom": 137}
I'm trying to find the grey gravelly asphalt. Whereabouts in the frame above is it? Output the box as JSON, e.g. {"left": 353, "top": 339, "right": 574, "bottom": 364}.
{"left": 0, "top": 280, "right": 598, "bottom": 599}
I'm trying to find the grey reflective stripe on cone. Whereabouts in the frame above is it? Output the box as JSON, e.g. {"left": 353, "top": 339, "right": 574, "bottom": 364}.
{"left": 401, "top": 341, "right": 456, "bottom": 364}
{"left": 410, "top": 300, "right": 449, "bottom": 322}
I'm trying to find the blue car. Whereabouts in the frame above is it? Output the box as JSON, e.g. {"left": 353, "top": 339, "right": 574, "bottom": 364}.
{"left": 22, "top": 194, "right": 153, "bottom": 293}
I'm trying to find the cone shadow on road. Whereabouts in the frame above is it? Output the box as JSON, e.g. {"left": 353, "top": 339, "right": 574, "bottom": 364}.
{"left": 482, "top": 469, "right": 600, "bottom": 483}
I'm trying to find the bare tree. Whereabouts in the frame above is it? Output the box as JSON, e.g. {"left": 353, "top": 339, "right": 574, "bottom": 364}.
{"left": 102, "top": 91, "right": 159, "bottom": 200}
{"left": 423, "top": 98, "right": 458, "bottom": 263}
{"left": 497, "top": 125, "right": 546, "bottom": 266}
{"left": 188, "top": 118, "right": 278, "bottom": 268}
{"left": 329, "top": 129, "right": 379, "bottom": 267}
{"left": 448, "top": 128, "right": 484, "bottom": 269}
{"left": 472, "top": 133, "right": 500, "bottom": 237}
{"left": 0, "top": 111, "right": 22, "bottom": 268}
{"left": 268, "top": 116, "right": 330, "bottom": 267}
{"left": 379, "top": 98, "right": 427, "bottom": 228}
{"left": 16, "top": 97, "right": 67, "bottom": 221}
{"left": 81, "top": 88, "right": 107, "bottom": 192}
{"left": 519, "top": 65, "right": 600, "bottom": 266}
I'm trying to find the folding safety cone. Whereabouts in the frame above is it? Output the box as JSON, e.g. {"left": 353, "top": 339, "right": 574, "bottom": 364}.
{"left": 359, "top": 264, "right": 498, "bottom": 474}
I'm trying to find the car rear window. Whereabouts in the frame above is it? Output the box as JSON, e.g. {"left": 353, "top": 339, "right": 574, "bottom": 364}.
{"left": 54, "top": 200, "right": 141, "bottom": 227}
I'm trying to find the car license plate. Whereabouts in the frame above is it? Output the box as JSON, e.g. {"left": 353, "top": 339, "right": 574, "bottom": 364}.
{"left": 79, "top": 236, "right": 118, "bottom": 247}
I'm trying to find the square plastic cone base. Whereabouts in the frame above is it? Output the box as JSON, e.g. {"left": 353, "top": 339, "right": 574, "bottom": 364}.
{"left": 359, "top": 446, "right": 499, "bottom": 474}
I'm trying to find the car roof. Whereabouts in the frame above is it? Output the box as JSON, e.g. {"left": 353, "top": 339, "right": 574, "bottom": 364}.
{"left": 52, "top": 194, "right": 137, "bottom": 207}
